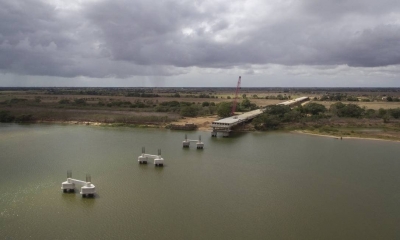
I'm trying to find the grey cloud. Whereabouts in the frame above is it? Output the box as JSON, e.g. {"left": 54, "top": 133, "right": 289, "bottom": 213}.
{"left": 1, "top": 0, "right": 400, "bottom": 79}
{"left": 87, "top": 0, "right": 400, "bottom": 69}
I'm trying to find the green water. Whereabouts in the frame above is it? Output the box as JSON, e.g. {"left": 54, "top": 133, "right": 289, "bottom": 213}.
{"left": 0, "top": 124, "right": 400, "bottom": 239}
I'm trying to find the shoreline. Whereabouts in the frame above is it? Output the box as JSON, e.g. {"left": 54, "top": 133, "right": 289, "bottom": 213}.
{"left": 4, "top": 120, "right": 400, "bottom": 143}
{"left": 292, "top": 130, "right": 400, "bottom": 143}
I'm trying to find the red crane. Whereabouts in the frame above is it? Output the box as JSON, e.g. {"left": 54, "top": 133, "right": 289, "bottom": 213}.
{"left": 231, "top": 76, "right": 241, "bottom": 116}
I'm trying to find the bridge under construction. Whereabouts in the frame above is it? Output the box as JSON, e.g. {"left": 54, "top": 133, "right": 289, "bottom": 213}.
{"left": 211, "top": 96, "right": 309, "bottom": 137}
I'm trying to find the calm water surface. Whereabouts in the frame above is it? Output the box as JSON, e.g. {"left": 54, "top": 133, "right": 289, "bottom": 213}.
{"left": 0, "top": 124, "right": 400, "bottom": 239}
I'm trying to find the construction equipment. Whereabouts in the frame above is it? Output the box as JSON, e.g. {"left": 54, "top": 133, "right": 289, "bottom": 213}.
{"left": 231, "top": 76, "right": 241, "bottom": 116}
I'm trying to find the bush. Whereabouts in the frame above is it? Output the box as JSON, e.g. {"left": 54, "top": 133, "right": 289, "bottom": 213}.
{"left": 202, "top": 101, "right": 210, "bottom": 107}
{"left": 330, "top": 102, "right": 364, "bottom": 118}
{"left": 389, "top": 108, "right": 400, "bottom": 119}
{"left": 15, "top": 114, "right": 34, "bottom": 122}
{"left": 253, "top": 114, "right": 281, "bottom": 130}
{"left": 0, "top": 111, "right": 15, "bottom": 122}
{"left": 74, "top": 98, "right": 86, "bottom": 105}
{"left": 264, "top": 105, "right": 291, "bottom": 117}
{"left": 217, "top": 102, "right": 231, "bottom": 118}
{"left": 303, "top": 102, "right": 327, "bottom": 115}
{"left": 9, "top": 98, "right": 28, "bottom": 104}
{"left": 180, "top": 106, "right": 199, "bottom": 117}
{"left": 59, "top": 99, "right": 70, "bottom": 104}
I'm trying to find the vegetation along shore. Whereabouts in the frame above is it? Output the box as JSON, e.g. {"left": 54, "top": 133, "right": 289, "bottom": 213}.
{"left": 1, "top": 87, "right": 400, "bottom": 141}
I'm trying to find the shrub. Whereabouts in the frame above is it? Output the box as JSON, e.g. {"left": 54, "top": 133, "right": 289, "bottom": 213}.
{"left": 59, "top": 99, "right": 70, "bottom": 104}
{"left": 0, "top": 111, "right": 15, "bottom": 122}
{"left": 303, "top": 102, "right": 327, "bottom": 115}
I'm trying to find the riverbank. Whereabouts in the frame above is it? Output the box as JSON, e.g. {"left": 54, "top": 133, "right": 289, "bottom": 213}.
{"left": 29, "top": 117, "right": 400, "bottom": 143}
{"left": 292, "top": 129, "right": 400, "bottom": 143}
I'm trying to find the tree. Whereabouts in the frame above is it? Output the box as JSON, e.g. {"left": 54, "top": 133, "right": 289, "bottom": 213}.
{"left": 180, "top": 106, "right": 198, "bottom": 117}
{"left": 217, "top": 102, "right": 231, "bottom": 118}
{"left": 202, "top": 101, "right": 210, "bottom": 107}
{"left": 74, "top": 98, "right": 86, "bottom": 105}
{"left": 303, "top": 102, "right": 327, "bottom": 115}
{"left": 389, "top": 108, "right": 400, "bottom": 119}
{"left": 378, "top": 108, "right": 387, "bottom": 118}
{"left": 365, "top": 109, "right": 377, "bottom": 118}
{"left": 331, "top": 102, "right": 364, "bottom": 118}
{"left": 264, "top": 105, "right": 291, "bottom": 117}
{"left": 241, "top": 98, "right": 251, "bottom": 109}
{"left": 329, "top": 102, "right": 345, "bottom": 116}
{"left": 253, "top": 114, "right": 281, "bottom": 130}
{"left": 58, "top": 99, "right": 70, "bottom": 104}
{"left": 0, "top": 111, "right": 15, "bottom": 122}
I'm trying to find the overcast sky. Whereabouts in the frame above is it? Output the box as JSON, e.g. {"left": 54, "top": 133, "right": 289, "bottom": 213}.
{"left": 1, "top": 0, "right": 400, "bottom": 87}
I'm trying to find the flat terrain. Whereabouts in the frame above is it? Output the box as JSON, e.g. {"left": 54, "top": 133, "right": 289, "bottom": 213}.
{"left": 1, "top": 87, "right": 400, "bottom": 141}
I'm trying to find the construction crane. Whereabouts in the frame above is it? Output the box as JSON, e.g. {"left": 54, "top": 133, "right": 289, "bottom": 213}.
{"left": 231, "top": 76, "right": 241, "bottom": 116}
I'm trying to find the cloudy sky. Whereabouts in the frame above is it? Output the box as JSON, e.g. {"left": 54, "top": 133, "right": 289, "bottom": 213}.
{"left": 1, "top": 0, "right": 400, "bottom": 87}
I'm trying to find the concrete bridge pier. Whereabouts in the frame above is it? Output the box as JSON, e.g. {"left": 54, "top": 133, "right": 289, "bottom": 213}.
{"left": 222, "top": 132, "right": 230, "bottom": 137}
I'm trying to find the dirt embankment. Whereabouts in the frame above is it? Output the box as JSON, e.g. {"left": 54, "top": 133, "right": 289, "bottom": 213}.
{"left": 169, "top": 116, "right": 218, "bottom": 131}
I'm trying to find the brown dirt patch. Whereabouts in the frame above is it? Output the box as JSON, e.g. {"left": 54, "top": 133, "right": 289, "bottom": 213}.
{"left": 170, "top": 115, "right": 218, "bottom": 131}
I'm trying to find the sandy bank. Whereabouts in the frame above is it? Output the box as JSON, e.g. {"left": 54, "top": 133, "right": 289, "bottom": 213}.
{"left": 292, "top": 130, "right": 400, "bottom": 143}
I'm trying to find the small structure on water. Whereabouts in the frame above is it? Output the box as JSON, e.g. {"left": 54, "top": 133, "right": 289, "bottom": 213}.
{"left": 138, "top": 147, "right": 164, "bottom": 166}
{"left": 61, "top": 171, "right": 96, "bottom": 198}
{"left": 182, "top": 134, "right": 204, "bottom": 149}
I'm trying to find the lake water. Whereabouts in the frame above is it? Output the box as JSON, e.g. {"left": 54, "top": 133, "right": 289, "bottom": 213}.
{"left": 0, "top": 124, "right": 400, "bottom": 239}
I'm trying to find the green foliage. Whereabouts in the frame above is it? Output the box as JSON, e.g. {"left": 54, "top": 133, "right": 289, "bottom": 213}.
{"left": 389, "top": 108, "right": 400, "bottom": 119}
{"left": 0, "top": 111, "right": 15, "bottom": 122}
{"left": 15, "top": 114, "right": 34, "bottom": 122}
{"left": 160, "top": 101, "right": 180, "bottom": 107}
{"left": 180, "top": 105, "right": 199, "bottom": 117}
{"left": 253, "top": 105, "right": 297, "bottom": 130}
{"left": 0, "top": 111, "right": 33, "bottom": 123}
{"left": 8, "top": 98, "right": 28, "bottom": 104}
{"left": 202, "top": 101, "right": 210, "bottom": 107}
{"left": 241, "top": 99, "right": 251, "bottom": 109}
{"left": 378, "top": 108, "right": 387, "bottom": 118}
{"left": 132, "top": 102, "right": 146, "bottom": 108}
{"left": 58, "top": 99, "right": 70, "bottom": 104}
{"left": 346, "top": 96, "right": 359, "bottom": 101}
{"left": 264, "top": 105, "right": 291, "bottom": 117}
{"left": 330, "top": 102, "right": 364, "bottom": 118}
{"left": 253, "top": 114, "right": 281, "bottom": 130}
{"left": 198, "top": 93, "right": 210, "bottom": 98}
{"left": 227, "top": 96, "right": 231, "bottom": 99}
{"left": 283, "top": 110, "right": 302, "bottom": 122}
{"left": 126, "top": 92, "right": 159, "bottom": 97}
{"left": 364, "top": 109, "right": 377, "bottom": 118}
{"left": 217, "top": 102, "right": 232, "bottom": 118}
{"left": 303, "top": 102, "right": 327, "bottom": 115}
{"left": 106, "top": 100, "right": 132, "bottom": 107}
{"left": 74, "top": 98, "right": 86, "bottom": 105}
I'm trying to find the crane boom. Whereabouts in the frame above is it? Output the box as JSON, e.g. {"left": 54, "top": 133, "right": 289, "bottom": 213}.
{"left": 231, "top": 76, "right": 241, "bottom": 115}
